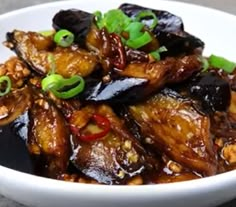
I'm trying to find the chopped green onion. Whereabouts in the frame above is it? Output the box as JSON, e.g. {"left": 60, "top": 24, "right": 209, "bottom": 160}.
{"left": 150, "top": 46, "right": 168, "bottom": 61}
{"left": 42, "top": 74, "right": 85, "bottom": 99}
{"left": 126, "top": 31, "right": 152, "bottom": 49}
{"left": 93, "top": 11, "right": 102, "bottom": 23}
{"left": 208, "top": 54, "right": 236, "bottom": 73}
{"left": 135, "top": 10, "right": 158, "bottom": 29}
{"left": 95, "top": 9, "right": 131, "bottom": 34}
{"left": 0, "top": 76, "right": 11, "bottom": 97}
{"left": 39, "top": 30, "right": 55, "bottom": 37}
{"left": 200, "top": 57, "right": 209, "bottom": 72}
{"left": 47, "top": 54, "right": 56, "bottom": 75}
{"left": 150, "top": 51, "right": 161, "bottom": 61}
{"left": 54, "top": 29, "right": 74, "bottom": 47}
{"left": 124, "top": 22, "right": 144, "bottom": 39}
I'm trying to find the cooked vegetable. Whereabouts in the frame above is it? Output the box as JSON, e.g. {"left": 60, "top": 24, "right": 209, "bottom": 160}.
{"left": 69, "top": 105, "right": 158, "bottom": 184}
{"left": 134, "top": 10, "right": 158, "bottom": 29}
{"left": 0, "top": 76, "right": 11, "bottom": 96}
{"left": 149, "top": 46, "right": 167, "bottom": 61}
{"left": 119, "top": 3, "right": 204, "bottom": 57}
{"left": 175, "top": 72, "right": 231, "bottom": 113}
{"left": 0, "top": 3, "right": 235, "bottom": 185}
{"left": 80, "top": 77, "right": 148, "bottom": 103}
{"left": 6, "top": 30, "right": 98, "bottom": 77}
{"left": 53, "top": 9, "right": 94, "bottom": 47}
{"left": 94, "top": 9, "right": 131, "bottom": 33}
{"left": 129, "top": 88, "right": 217, "bottom": 176}
{"left": 71, "top": 113, "right": 111, "bottom": 141}
{"left": 27, "top": 98, "right": 71, "bottom": 178}
{"left": 209, "top": 54, "right": 236, "bottom": 73}
{"left": 42, "top": 74, "right": 85, "bottom": 99}
{"left": 54, "top": 29, "right": 75, "bottom": 47}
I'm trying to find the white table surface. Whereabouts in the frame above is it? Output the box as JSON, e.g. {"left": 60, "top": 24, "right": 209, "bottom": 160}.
{"left": 0, "top": 0, "right": 236, "bottom": 206}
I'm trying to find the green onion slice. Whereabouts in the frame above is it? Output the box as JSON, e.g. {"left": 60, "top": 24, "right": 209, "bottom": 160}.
{"left": 124, "top": 22, "right": 144, "bottom": 39}
{"left": 54, "top": 29, "right": 74, "bottom": 47}
{"left": 126, "top": 31, "right": 152, "bottom": 49}
{"left": 47, "top": 54, "right": 56, "bottom": 75}
{"left": 208, "top": 54, "right": 236, "bottom": 73}
{"left": 149, "top": 46, "right": 168, "bottom": 61}
{"left": 39, "top": 30, "right": 55, "bottom": 37}
{"left": 0, "top": 76, "right": 11, "bottom": 97}
{"left": 95, "top": 9, "right": 131, "bottom": 34}
{"left": 135, "top": 10, "right": 158, "bottom": 29}
{"left": 200, "top": 57, "right": 209, "bottom": 72}
{"left": 42, "top": 74, "right": 85, "bottom": 99}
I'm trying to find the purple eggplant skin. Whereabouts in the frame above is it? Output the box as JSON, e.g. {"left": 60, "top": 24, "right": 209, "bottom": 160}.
{"left": 175, "top": 72, "right": 231, "bottom": 113}
{"left": 188, "top": 72, "right": 231, "bottom": 113}
{"left": 79, "top": 77, "right": 149, "bottom": 104}
{"left": 27, "top": 98, "right": 71, "bottom": 178}
{"left": 119, "top": 3, "right": 204, "bottom": 57}
{"left": 52, "top": 9, "right": 94, "bottom": 48}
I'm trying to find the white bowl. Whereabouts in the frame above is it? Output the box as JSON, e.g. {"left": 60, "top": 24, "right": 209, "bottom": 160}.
{"left": 0, "top": 0, "right": 236, "bottom": 207}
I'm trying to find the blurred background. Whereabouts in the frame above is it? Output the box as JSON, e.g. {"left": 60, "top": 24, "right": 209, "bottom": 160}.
{"left": 1, "top": 0, "right": 236, "bottom": 15}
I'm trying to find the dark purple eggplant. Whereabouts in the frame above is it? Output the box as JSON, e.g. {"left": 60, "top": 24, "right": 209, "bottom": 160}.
{"left": 27, "top": 98, "right": 71, "bottom": 178}
{"left": 129, "top": 88, "right": 217, "bottom": 176}
{"left": 0, "top": 115, "right": 33, "bottom": 174}
{"left": 119, "top": 3, "right": 204, "bottom": 57}
{"left": 80, "top": 77, "right": 148, "bottom": 103}
{"left": 52, "top": 9, "right": 94, "bottom": 48}
{"left": 187, "top": 72, "right": 231, "bottom": 113}
{"left": 209, "top": 68, "right": 236, "bottom": 91}
{"left": 69, "top": 104, "right": 159, "bottom": 184}
{"left": 81, "top": 55, "right": 202, "bottom": 104}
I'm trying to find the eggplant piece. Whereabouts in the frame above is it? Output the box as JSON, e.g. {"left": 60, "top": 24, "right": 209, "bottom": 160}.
{"left": 0, "top": 86, "right": 32, "bottom": 126}
{"left": 80, "top": 77, "right": 148, "bottom": 103}
{"left": 119, "top": 3, "right": 204, "bottom": 57}
{"left": 119, "top": 55, "right": 202, "bottom": 85}
{"left": 81, "top": 55, "right": 202, "bottom": 104}
{"left": 69, "top": 104, "right": 159, "bottom": 184}
{"left": 53, "top": 9, "right": 94, "bottom": 48}
{"left": 186, "top": 72, "right": 231, "bottom": 113}
{"left": 0, "top": 122, "right": 33, "bottom": 174}
{"left": 209, "top": 68, "right": 236, "bottom": 91}
{"left": 129, "top": 88, "right": 217, "bottom": 176}
{"left": 27, "top": 98, "right": 71, "bottom": 178}
{"left": 6, "top": 30, "right": 98, "bottom": 77}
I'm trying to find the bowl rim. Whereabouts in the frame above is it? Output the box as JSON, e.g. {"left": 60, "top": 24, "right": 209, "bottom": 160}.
{"left": 0, "top": 0, "right": 236, "bottom": 194}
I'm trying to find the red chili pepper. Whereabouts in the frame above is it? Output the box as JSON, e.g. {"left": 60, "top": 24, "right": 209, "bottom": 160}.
{"left": 71, "top": 113, "right": 111, "bottom": 142}
{"left": 110, "top": 33, "right": 126, "bottom": 70}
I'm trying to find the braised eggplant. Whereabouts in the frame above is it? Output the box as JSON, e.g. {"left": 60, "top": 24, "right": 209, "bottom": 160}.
{"left": 53, "top": 9, "right": 94, "bottom": 48}
{"left": 69, "top": 104, "right": 159, "bottom": 184}
{"left": 175, "top": 72, "right": 231, "bottom": 113}
{"left": 6, "top": 30, "right": 99, "bottom": 77}
{"left": 119, "top": 3, "right": 204, "bottom": 57}
{"left": 129, "top": 88, "right": 217, "bottom": 176}
{"left": 0, "top": 86, "right": 32, "bottom": 126}
{"left": 80, "top": 77, "right": 148, "bottom": 103}
{"left": 0, "top": 3, "right": 236, "bottom": 185}
{"left": 27, "top": 98, "right": 71, "bottom": 178}
{"left": 209, "top": 68, "right": 236, "bottom": 91}
{"left": 81, "top": 55, "right": 202, "bottom": 103}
